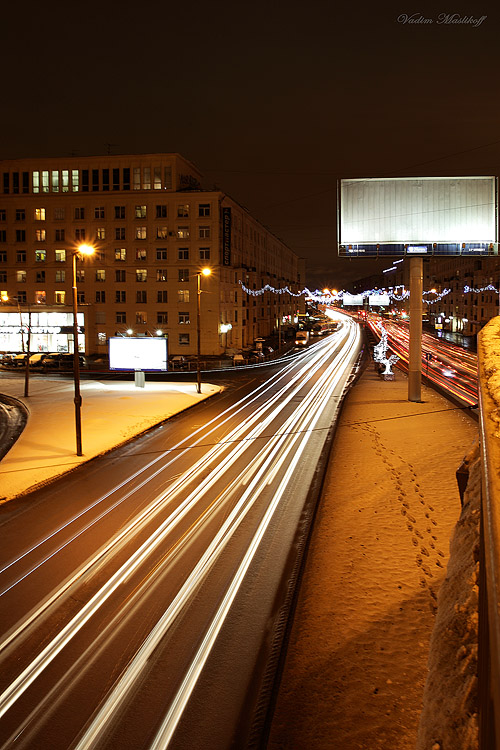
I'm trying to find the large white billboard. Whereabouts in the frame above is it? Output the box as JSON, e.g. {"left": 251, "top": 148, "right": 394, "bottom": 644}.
{"left": 340, "top": 176, "right": 496, "bottom": 244}
{"left": 109, "top": 337, "right": 168, "bottom": 371}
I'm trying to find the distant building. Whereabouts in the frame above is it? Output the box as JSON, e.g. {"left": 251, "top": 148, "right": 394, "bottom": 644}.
{"left": 0, "top": 153, "right": 304, "bottom": 357}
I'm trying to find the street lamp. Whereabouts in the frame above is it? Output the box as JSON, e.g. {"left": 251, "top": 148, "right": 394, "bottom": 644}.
{"left": 196, "top": 267, "right": 211, "bottom": 394}
{"left": 72, "top": 244, "right": 95, "bottom": 456}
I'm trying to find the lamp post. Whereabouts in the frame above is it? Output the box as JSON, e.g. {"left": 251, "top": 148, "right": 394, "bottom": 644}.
{"left": 196, "top": 267, "right": 211, "bottom": 394}
{"left": 72, "top": 244, "right": 95, "bottom": 455}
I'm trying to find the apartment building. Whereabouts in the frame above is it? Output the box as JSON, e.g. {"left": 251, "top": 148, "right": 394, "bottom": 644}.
{"left": 0, "top": 154, "right": 303, "bottom": 357}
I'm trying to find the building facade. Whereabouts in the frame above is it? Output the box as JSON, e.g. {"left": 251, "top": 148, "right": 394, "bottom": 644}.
{"left": 0, "top": 154, "right": 303, "bottom": 357}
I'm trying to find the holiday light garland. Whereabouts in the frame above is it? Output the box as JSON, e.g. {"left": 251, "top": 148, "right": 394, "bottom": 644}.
{"left": 239, "top": 280, "right": 500, "bottom": 305}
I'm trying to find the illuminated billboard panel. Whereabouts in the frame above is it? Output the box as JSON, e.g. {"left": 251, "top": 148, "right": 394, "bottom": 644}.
{"left": 343, "top": 294, "right": 364, "bottom": 305}
{"left": 109, "top": 337, "right": 168, "bottom": 371}
{"left": 339, "top": 176, "right": 497, "bottom": 256}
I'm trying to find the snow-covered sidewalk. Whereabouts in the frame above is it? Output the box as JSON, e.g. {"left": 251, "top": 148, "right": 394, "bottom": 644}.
{"left": 268, "top": 366, "right": 478, "bottom": 749}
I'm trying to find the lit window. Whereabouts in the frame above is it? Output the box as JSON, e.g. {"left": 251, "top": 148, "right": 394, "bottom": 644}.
{"left": 35, "top": 249, "right": 46, "bottom": 262}
{"left": 34, "top": 208, "right": 46, "bottom": 221}
{"left": 35, "top": 290, "right": 46, "bottom": 304}
{"left": 42, "top": 171, "right": 49, "bottom": 193}
{"left": 135, "top": 248, "right": 147, "bottom": 260}
{"left": 135, "top": 205, "right": 147, "bottom": 218}
{"left": 72, "top": 170, "right": 79, "bottom": 192}
{"left": 156, "top": 269, "right": 167, "bottom": 281}
{"left": 133, "top": 168, "right": 141, "bottom": 190}
{"left": 178, "top": 289, "right": 190, "bottom": 303}
{"left": 115, "top": 248, "right": 126, "bottom": 261}
{"left": 76, "top": 269, "right": 85, "bottom": 282}
{"left": 51, "top": 171, "right": 59, "bottom": 192}
{"left": 136, "top": 311, "right": 147, "bottom": 324}
{"left": 135, "top": 226, "right": 147, "bottom": 239}
{"left": 136, "top": 269, "right": 147, "bottom": 282}
{"left": 95, "top": 269, "right": 106, "bottom": 282}
{"left": 154, "top": 167, "right": 161, "bottom": 190}
{"left": 33, "top": 171, "right": 40, "bottom": 193}
{"left": 142, "top": 167, "right": 151, "bottom": 190}
{"left": 96, "top": 227, "right": 106, "bottom": 240}
{"left": 35, "top": 229, "right": 46, "bottom": 242}
{"left": 55, "top": 290, "right": 65, "bottom": 304}
{"left": 177, "top": 226, "right": 189, "bottom": 239}
{"left": 177, "top": 204, "right": 189, "bottom": 218}
{"left": 178, "top": 269, "right": 189, "bottom": 282}
{"left": 156, "top": 226, "right": 168, "bottom": 239}
{"left": 62, "top": 170, "right": 69, "bottom": 192}
{"left": 16, "top": 270, "right": 26, "bottom": 283}
{"left": 55, "top": 249, "right": 66, "bottom": 262}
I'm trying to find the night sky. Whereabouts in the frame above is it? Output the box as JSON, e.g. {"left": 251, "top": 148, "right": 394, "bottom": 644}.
{"left": 1, "top": 0, "right": 498, "bottom": 288}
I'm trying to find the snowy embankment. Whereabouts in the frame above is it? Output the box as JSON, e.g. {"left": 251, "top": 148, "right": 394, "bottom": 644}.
{"left": 418, "top": 316, "right": 500, "bottom": 750}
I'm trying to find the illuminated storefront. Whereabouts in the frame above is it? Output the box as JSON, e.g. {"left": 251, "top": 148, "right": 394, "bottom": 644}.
{"left": 0, "top": 309, "right": 85, "bottom": 353}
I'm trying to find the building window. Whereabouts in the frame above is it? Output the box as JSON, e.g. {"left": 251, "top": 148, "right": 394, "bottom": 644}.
{"left": 12, "top": 172, "right": 19, "bottom": 194}
{"left": 135, "top": 248, "right": 147, "bottom": 260}
{"left": 42, "top": 171, "right": 49, "bottom": 193}
{"left": 179, "top": 333, "right": 190, "bottom": 346}
{"left": 157, "top": 290, "right": 168, "bottom": 303}
{"left": 16, "top": 209, "right": 25, "bottom": 221}
{"left": 72, "top": 169, "right": 79, "bottom": 192}
{"left": 136, "top": 311, "right": 147, "bottom": 324}
{"left": 55, "top": 290, "right": 65, "bottom": 304}
{"left": 142, "top": 167, "right": 151, "bottom": 190}
{"left": 96, "top": 269, "right": 106, "bottom": 282}
{"left": 96, "top": 291, "right": 106, "bottom": 303}
{"left": 156, "top": 205, "right": 167, "bottom": 218}
{"left": 35, "top": 249, "right": 46, "bottom": 262}
{"left": 154, "top": 167, "right": 162, "bottom": 190}
{"left": 36, "top": 270, "right": 46, "bottom": 283}
{"left": 35, "top": 290, "right": 47, "bottom": 304}
{"left": 55, "top": 270, "right": 65, "bottom": 282}
{"left": 112, "top": 168, "right": 120, "bottom": 190}
{"left": 115, "top": 248, "right": 126, "bottom": 261}
{"left": 102, "top": 169, "right": 109, "bottom": 191}
{"left": 32, "top": 172, "right": 39, "bottom": 194}
{"left": 133, "top": 167, "right": 141, "bottom": 190}
{"left": 136, "top": 269, "right": 147, "bottom": 282}
{"left": 96, "top": 250, "right": 105, "bottom": 263}
{"left": 54, "top": 207, "right": 65, "bottom": 220}
{"left": 114, "top": 206, "right": 125, "bottom": 219}
{"left": 52, "top": 171, "right": 59, "bottom": 193}
{"left": 77, "top": 291, "right": 85, "bottom": 304}
{"left": 198, "top": 203, "right": 211, "bottom": 217}
{"left": 135, "top": 226, "right": 147, "bottom": 239}
{"left": 16, "top": 270, "right": 26, "bottom": 283}
{"left": 156, "top": 269, "right": 167, "bottom": 281}
{"left": 0, "top": 251, "right": 6, "bottom": 262}
{"left": 116, "top": 290, "right": 126, "bottom": 303}
{"left": 199, "top": 226, "right": 210, "bottom": 239}
{"left": 123, "top": 168, "right": 130, "bottom": 191}
{"left": 178, "top": 248, "right": 189, "bottom": 260}
{"left": 164, "top": 166, "right": 172, "bottom": 189}
{"left": 199, "top": 248, "right": 210, "bottom": 260}
{"left": 115, "top": 227, "right": 126, "bottom": 240}
{"left": 96, "top": 227, "right": 106, "bottom": 240}
{"left": 62, "top": 170, "right": 69, "bottom": 193}
{"left": 178, "top": 289, "right": 190, "bottom": 303}
{"left": 136, "top": 290, "right": 147, "bottom": 303}
{"left": 0, "top": 230, "right": 5, "bottom": 242}
{"left": 76, "top": 269, "right": 85, "bottom": 282}
{"left": 0, "top": 210, "right": 5, "bottom": 221}
{"left": 115, "top": 269, "right": 126, "bottom": 282}
{"left": 34, "top": 208, "right": 46, "bottom": 221}
{"left": 156, "top": 248, "right": 168, "bottom": 260}
{"left": 156, "top": 226, "right": 168, "bottom": 239}
{"left": 55, "top": 229, "right": 65, "bottom": 241}
{"left": 75, "top": 228, "right": 86, "bottom": 240}
{"left": 135, "top": 205, "right": 147, "bottom": 218}
{"left": 95, "top": 206, "right": 105, "bottom": 219}
{"left": 22, "top": 172, "right": 29, "bottom": 194}
{"left": 116, "top": 312, "right": 126, "bottom": 324}
{"left": 157, "top": 312, "right": 168, "bottom": 324}
{"left": 16, "top": 251, "right": 26, "bottom": 263}
{"left": 74, "top": 207, "right": 85, "bottom": 220}
{"left": 55, "top": 249, "right": 66, "bottom": 262}
{"left": 177, "top": 204, "right": 189, "bottom": 218}
{"left": 177, "top": 226, "right": 190, "bottom": 239}
{"left": 178, "top": 269, "right": 189, "bottom": 282}
{"left": 17, "top": 290, "right": 27, "bottom": 304}
{"left": 178, "top": 312, "right": 190, "bottom": 324}
{"left": 35, "top": 229, "right": 46, "bottom": 242}
{"left": 92, "top": 169, "right": 99, "bottom": 191}
{"left": 82, "top": 170, "right": 89, "bottom": 192}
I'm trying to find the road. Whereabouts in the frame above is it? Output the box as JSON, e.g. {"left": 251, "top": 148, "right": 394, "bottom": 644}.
{"left": 0, "top": 316, "right": 361, "bottom": 750}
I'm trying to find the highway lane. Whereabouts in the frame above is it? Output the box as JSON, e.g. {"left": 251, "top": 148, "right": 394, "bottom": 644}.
{"left": 0, "top": 315, "right": 361, "bottom": 750}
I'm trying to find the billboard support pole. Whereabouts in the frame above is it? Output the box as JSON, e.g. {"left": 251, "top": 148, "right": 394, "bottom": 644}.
{"left": 408, "top": 257, "right": 423, "bottom": 402}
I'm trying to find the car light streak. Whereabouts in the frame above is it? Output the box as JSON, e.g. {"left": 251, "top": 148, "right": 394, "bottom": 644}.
{"left": 73, "top": 322, "right": 361, "bottom": 749}
{"left": 0, "top": 322, "right": 359, "bottom": 725}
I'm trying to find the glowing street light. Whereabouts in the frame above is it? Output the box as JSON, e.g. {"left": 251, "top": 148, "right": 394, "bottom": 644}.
{"left": 196, "top": 267, "right": 211, "bottom": 394}
{"left": 72, "top": 244, "right": 95, "bottom": 456}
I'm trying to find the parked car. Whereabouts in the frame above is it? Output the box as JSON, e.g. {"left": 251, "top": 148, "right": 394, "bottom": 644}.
{"left": 10, "top": 353, "right": 28, "bottom": 367}
{"left": 170, "top": 356, "right": 188, "bottom": 370}
{"left": 29, "top": 353, "right": 55, "bottom": 367}
{"left": 42, "top": 353, "right": 86, "bottom": 369}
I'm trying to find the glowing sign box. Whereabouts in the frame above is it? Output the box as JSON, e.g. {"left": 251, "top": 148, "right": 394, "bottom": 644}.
{"left": 343, "top": 294, "right": 364, "bottom": 305}
{"left": 369, "top": 294, "right": 391, "bottom": 306}
{"left": 109, "top": 336, "right": 168, "bottom": 371}
{"left": 338, "top": 176, "right": 498, "bottom": 257}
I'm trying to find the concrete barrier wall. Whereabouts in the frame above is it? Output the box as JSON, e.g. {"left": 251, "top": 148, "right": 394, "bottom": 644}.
{"left": 477, "top": 316, "right": 500, "bottom": 746}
